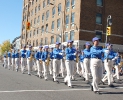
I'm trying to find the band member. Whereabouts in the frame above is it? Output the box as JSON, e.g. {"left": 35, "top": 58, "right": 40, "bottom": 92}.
{"left": 60, "top": 45, "right": 66, "bottom": 77}
{"left": 21, "top": 45, "right": 27, "bottom": 74}
{"left": 34, "top": 50, "right": 38, "bottom": 71}
{"left": 15, "top": 49, "right": 20, "bottom": 72}
{"left": 41, "top": 46, "right": 50, "bottom": 80}
{"left": 11, "top": 49, "right": 16, "bottom": 71}
{"left": 90, "top": 37, "right": 103, "bottom": 94}
{"left": 83, "top": 42, "right": 91, "bottom": 83}
{"left": 64, "top": 40, "right": 76, "bottom": 88}
{"left": 26, "top": 45, "right": 34, "bottom": 75}
{"left": 49, "top": 47, "right": 54, "bottom": 75}
{"left": 3, "top": 52, "right": 7, "bottom": 69}
{"left": 35, "top": 45, "right": 43, "bottom": 78}
{"left": 52, "top": 42, "right": 62, "bottom": 82}
{"left": 101, "top": 43, "right": 117, "bottom": 87}
{"left": 79, "top": 50, "right": 85, "bottom": 78}
{"left": 113, "top": 53, "right": 121, "bottom": 81}
{"left": 8, "top": 50, "right": 12, "bottom": 70}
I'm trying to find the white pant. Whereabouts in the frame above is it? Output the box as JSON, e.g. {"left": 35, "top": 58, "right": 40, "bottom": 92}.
{"left": 8, "top": 57, "right": 11, "bottom": 69}
{"left": 36, "top": 60, "right": 43, "bottom": 77}
{"left": 42, "top": 61, "right": 48, "bottom": 79}
{"left": 33, "top": 60, "right": 37, "bottom": 71}
{"left": 83, "top": 58, "right": 90, "bottom": 80}
{"left": 27, "top": 58, "right": 33, "bottom": 74}
{"left": 102, "top": 60, "right": 113, "bottom": 85}
{"left": 4, "top": 58, "right": 7, "bottom": 68}
{"left": 91, "top": 58, "right": 103, "bottom": 92}
{"left": 80, "top": 62, "right": 85, "bottom": 77}
{"left": 21, "top": 58, "right": 27, "bottom": 73}
{"left": 76, "top": 62, "right": 80, "bottom": 74}
{"left": 60, "top": 59, "right": 65, "bottom": 76}
{"left": 64, "top": 60, "right": 75, "bottom": 86}
{"left": 113, "top": 65, "right": 120, "bottom": 79}
{"left": 49, "top": 59, "right": 53, "bottom": 75}
{"left": 53, "top": 59, "right": 61, "bottom": 81}
{"left": 15, "top": 58, "right": 19, "bottom": 70}
{"left": 11, "top": 58, "right": 15, "bottom": 70}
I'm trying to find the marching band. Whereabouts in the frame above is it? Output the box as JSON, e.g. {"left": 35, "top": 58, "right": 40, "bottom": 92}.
{"left": 2, "top": 37, "right": 122, "bottom": 94}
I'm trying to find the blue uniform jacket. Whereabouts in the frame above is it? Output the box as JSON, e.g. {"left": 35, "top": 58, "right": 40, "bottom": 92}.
{"left": 15, "top": 52, "right": 19, "bottom": 58}
{"left": 83, "top": 49, "right": 91, "bottom": 59}
{"left": 79, "top": 55, "right": 84, "bottom": 62}
{"left": 12, "top": 53, "right": 15, "bottom": 58}
{"left": 35, "top": 51, "right": 42, "bottom": 60}
{"left": 26, "top": 50, "right": 31, "bottom": 58}
{"left": 53, "top": 48, "right": 62, "bottom": 59}
{"left": 41, "top": 51, "right": 49, "bottom": 61}
{"left": 8, "top": 52, "right": 11, "bottom": 57}
{"left": 21, "top": 50, "right": 27, "bottom": 58}
{"left": 65, "top": 47, "right": 76, "bottom": 60}
{"left": 90, "top": 46, "right": 103, "bottom": 59}
{"left": 114, "top": 56, "right": 121, "bottom": 65}
{"left": 103, "top": 48, "right": 115, "bottom": 60}
{"left": 50, "top": 51, "right": 54, "bottom": 59}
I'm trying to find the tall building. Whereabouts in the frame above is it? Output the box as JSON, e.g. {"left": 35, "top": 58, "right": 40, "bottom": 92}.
{"left": 21, "top": 0, "right": 123, "bottom": 52}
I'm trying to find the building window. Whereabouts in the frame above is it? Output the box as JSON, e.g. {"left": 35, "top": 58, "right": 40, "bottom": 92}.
{"left": 40, "top": 38, "right": 43, "bottom": 45}
{"left": 46, "top": 10, "right": 49, "bottom": 20}
{"left": 66, "top": 0, "right": 70, "bottom": 10}
{"left": 42, "top": 13, "right": 45, "bottom": 22}
{"left": 33, "top": 40, "right": 35, "bottom": 47}
{"left": 33, "top": 30, "right": 35, "bottom": 36}
{"left": 35, "top": 6, "right": 37, "bottom": 13}
{"left": 47, "top": 0, "right": 50, "bottom": 5}
{"left": 71, "top": 12, "right": 75, "bottom": 24}
{"left": 96, "top": 31, "right": 102, "bottom": 42}
{"left": 37, "top": 28, "right": 39, "bottom": 34}
{"left": 45, "top": 37, "right": 48, "bottom": 45}
{"left": 37, "top": 16, "right": 40, "bottom": 23}
{"left": 34, "top": 18, "right": 36, "bottom": 24}
{"left": 41, "top": 26, "right": 44, "bottom": 33}
{"left": 57, "top": 18, "right": 61, "bottom": 28}
{"left": 66, "top": 15, "right": 69, "bottom": 25}
{"left": 51, "top": 21, "right": 55, "bottom": 30}
{"left": 36, "top": 39, "right": 38, "bottom": 46}
{"left": 43, "top": 0, "right": 45, "bottom": 8}
{"left": 38, "top": 4, "right": 40, "bottom": 11}
{"left": 30, "top": 31, "right": 32, "bottom": 38}
{"left": 72, "top": 0, "right": 75, "bottom": 8}
{"left": 65, "top": 32, "right": 68, "bottom": 42}
{"left": 51, "top": 36, "right": 54, "bottom": 44}
{"left": 52, "top": 7, "right": 55, "bottom": 17}
{"left": 70, "top": 30, "right": 74, "bottom": 41}
{"left": 46, "top": 24, "right": 48, "bottom": 33}
{"left": 32, "top": 0, "right": 34, "bottom": 5}
{"left": 31, "top": 20, "right": 32, "bottom": 26}
{"left": 56, "top": 36, "right": 60, "bottom": 42}
{"left": 31, "top": 9, "right": 33, "bottom": 16}
{"left": 96, "top": 13, "right": 102, "bottom": 24}
{"left": 58, "top": 3, "right": 61, "bottom": 15}
{"left": 97, "top": 0, "right": 103, "bottom": 6}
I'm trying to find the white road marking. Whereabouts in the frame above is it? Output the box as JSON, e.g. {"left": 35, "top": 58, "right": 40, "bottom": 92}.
{"left": 0, "top": 87, "right": 123, "bottom": 93}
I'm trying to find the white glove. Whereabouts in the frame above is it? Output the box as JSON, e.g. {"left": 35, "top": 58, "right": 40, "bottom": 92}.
{"left": 45, "top": 60, "right": 47, "bottom": 62}
{"left": 118, "top": 63, "right": 121, "bottom": 66}
{"left": 105, "top": 50, "right": 110, "bottom": 54}
{"left": 28, "top": 57, "right": 30, "bottom": 59}
{"left": 39, "top": 59, "right": 41, "bottom": 61}
{"left": 59, "top": 53, "right": 63, "bottom": 55}
{"left": 73, "top": 53, "right": 76, "bottom": 56}
{"left": 112, "top": 58, "right": 115, "bottom": 61}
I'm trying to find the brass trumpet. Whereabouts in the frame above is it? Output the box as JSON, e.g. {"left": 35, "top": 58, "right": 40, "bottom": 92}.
{"left": 45, "top": 53, "right": 50, "bottom": 66}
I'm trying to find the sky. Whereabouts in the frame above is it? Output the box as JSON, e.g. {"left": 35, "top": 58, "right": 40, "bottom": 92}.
{"left": 0, "top": 0, "right": 23, "bottom": 44}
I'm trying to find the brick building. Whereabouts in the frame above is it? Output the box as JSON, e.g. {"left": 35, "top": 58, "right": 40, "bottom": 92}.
{"left": 21, "top": 0, "right": 123, "bottom": 51}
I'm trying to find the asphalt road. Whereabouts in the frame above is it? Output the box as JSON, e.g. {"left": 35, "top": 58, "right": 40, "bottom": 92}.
{"left": 0, "top": 63, "right": 123, "bottom": 100}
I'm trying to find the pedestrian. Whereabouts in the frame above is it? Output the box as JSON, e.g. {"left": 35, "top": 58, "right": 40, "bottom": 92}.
{"left": 15, "top": 49, "right": 20, "bottom": 72}
{"left": 64, "top": 40, "right": 76, "bottom": 88}
{"left": 35, "top": 45, "right": 43, "bottom": 78}
{"left": 90, "top": 37, "right": 103, "bottom": 94}
{"left": 20, "top": 45, "right": 27, "bottom": 74}
{"left": 11, "top": 49, "right": 16, "bottom": 71}
{"left": 8, "top": 50, "right": 12, "bottom": 70}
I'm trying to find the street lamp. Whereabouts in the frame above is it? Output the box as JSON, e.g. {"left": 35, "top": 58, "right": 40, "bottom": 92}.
{"left": 50, "top": 3, "right": 64, "bottom": 45}
{"left": 105, "top": 15, "right": 112, "bottom": 46}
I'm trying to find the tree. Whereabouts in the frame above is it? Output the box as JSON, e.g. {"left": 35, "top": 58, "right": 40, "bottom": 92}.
{"left": 0, "top": 40, "right": 11, "bottom": 55}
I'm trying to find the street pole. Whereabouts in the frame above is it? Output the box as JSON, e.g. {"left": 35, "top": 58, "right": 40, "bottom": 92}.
{"left": 105, "top": 15, "right": 112, "bottom": 47}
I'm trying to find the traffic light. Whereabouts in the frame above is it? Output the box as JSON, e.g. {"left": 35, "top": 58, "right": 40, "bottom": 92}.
{"left": 106, "top": 27, "right": 111, "bottom": 35}
{"left": 26, "top": 22, "right": 30, "bottom": 30}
